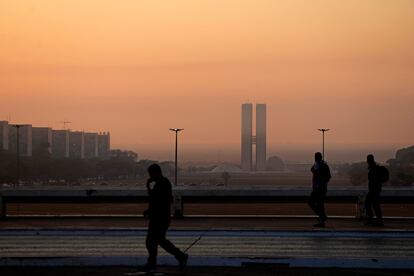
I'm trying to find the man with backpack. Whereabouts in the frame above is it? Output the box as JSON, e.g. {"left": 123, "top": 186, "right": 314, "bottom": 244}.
{"left": 309, "top": 152, "right": 331, "bottom": 227}
{"left": 365, "top": 154, "right": 389, "bottom": 226}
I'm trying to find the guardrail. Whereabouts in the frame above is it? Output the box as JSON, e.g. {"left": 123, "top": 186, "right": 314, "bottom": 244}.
{"left": 1, "top": 187, "right": 413, "bottom": 218}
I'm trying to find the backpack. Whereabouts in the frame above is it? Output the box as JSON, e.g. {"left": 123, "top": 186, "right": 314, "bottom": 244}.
{"left": 321, "top": 162, "right": 332, "bottom": 183}
{"left": 378, "top": 166, "right": 389, "bottom": 184}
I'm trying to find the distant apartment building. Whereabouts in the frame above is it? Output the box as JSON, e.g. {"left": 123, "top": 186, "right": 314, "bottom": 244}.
{"left": 97, "top": 132, "right": 110, "bottom": 159}
{"left": 0, "top": 121, "right": 9, "bottom": 151}
{"left": 8, "top": 124, "right": 33, "bottom": 156}
{"left": 84, "top": 132, "right": 98, "bottom": 158}
{"left": 52, "top": 130, "right": 69, "bottom": 158}
{"left": 69, "top": 131, "right": 85, "bottom": 159}
{"left": 2, "top": 121, "right": 110, "bottom": 159}
{"left": 32, "top": 127, "right": 52, "bottom": 155}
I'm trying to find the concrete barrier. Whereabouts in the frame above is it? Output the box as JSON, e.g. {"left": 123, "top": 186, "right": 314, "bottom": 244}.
{"left": 0, "top": 186, "right": 413, "bottom": 218}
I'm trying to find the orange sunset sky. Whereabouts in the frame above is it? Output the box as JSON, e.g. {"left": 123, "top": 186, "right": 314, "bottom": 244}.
{"left": 1, "top": 0, "right": 413, "bottom": 162}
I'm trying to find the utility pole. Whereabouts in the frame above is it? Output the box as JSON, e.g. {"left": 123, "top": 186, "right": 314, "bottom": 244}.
{"left": 317, "top": 128, "right": 330, "bottom": 161}
{"left": 57, "top": 120, "right": 72, "bottom": 130}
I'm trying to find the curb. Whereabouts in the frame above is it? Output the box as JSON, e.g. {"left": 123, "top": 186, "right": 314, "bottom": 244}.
{"left": 0, "top": 256, "right": 413, "bottom": 269}
{"left": 1, "top": 229, "right": 414, "bottom": 238}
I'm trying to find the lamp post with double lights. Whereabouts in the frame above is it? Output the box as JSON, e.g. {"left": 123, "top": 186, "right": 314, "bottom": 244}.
{"left": 317, "top": 128, "right": 330, "bottom": 161}
{"left": 169, "top": 128, "right": 184, "bottom": 218}
{"left": 169, "top": 128, "right": 184, "bottom": 186}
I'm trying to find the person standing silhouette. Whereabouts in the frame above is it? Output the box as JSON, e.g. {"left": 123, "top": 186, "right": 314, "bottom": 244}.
{"left": 365, "top": 154, "right": 387, "bottom": 226}
{"left": 309, "top": 152, "right": 331, "bottom": 227}
{"left": 142, "top": 164, "right": 188, "bottom": 272}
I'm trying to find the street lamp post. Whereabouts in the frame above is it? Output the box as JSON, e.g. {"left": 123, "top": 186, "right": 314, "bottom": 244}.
{"left": 317, "top": 128, "right": 330, "bottom": 161}
{"left": 169, "top": 128, "right": 184, "bottom": 186}
{"left": 169, "top": 128, "right": 184, "bottom": 218}
{"left": 11, "top": 125, "right": 24, "bottom": 187}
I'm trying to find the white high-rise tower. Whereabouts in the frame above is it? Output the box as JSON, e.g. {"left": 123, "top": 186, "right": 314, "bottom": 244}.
{"left": 241, "top": 104, "right": 253, "bottom": 171}
{"left": 241, "top": 103, "right": 267, "bottom": 171}
{"left": 256, "top": 104, "right": 267, "bottom": 171}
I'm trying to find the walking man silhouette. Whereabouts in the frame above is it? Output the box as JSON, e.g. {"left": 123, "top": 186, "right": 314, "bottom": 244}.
{"left": 365, "top": 154, "right": 388, "bottom": 226}
{"left": 309, "top": 152, "right": 331, "bottom": 227}
{"left": 142, "top": 164, "right": 188, "bottom": 272}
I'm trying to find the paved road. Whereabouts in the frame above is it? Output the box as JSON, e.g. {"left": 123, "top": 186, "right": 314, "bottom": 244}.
{"left": 1, "top": 230, "right": 414, "bottom": 269}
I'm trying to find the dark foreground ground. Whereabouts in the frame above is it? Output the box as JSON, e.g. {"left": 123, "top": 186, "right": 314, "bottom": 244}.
{"left": 0, "top": 266, "right": 413, "bottom": 276}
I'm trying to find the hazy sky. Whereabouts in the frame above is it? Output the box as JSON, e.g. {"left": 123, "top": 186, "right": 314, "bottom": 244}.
{"left": 1, "top": 1, "right": 413, "bottom": 162}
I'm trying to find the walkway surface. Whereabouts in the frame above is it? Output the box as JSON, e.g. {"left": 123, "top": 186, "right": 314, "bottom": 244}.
{"left": 1, "top": 217, "right": 414, "bottom": 272}
{"left": 1, "top": 228, "right": 414, "bottom": 270}
{"left": 1, "top": 217, "right": 414, "bottom": 231}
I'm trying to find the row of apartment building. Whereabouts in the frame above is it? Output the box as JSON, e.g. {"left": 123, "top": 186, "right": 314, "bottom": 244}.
{"left": 0, "top": 121, "right": 110, "bottom": 159}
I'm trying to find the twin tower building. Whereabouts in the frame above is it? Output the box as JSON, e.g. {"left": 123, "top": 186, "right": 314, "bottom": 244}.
{"left": 241, "top": 103, "right": 267, "bottom": 171}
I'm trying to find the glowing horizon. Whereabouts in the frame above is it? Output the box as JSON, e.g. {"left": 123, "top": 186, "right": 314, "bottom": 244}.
{"left": 1, "top": 1, "right": 413, "bottom": 161}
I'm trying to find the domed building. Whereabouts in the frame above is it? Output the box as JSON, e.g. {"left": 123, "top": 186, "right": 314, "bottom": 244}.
{"left": 211, "top": 164, "right": 243, "bottom": 173}
{"left": 266, "top": 155, "right": 286, "bottom": 171}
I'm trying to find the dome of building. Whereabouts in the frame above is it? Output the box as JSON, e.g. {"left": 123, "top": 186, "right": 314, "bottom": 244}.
{"left": 266, "top": 155, "right": 286, "bottom": 171}
{"left": 211, "top": 164, "right": 243, "bottom": 173}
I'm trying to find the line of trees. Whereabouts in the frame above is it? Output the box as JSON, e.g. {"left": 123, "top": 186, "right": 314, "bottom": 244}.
{"left": 337, "top": 145, "right": 414, "bottom": 186}
{"left": 0, "top": 147, "right": 175, "bottom": 185}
